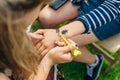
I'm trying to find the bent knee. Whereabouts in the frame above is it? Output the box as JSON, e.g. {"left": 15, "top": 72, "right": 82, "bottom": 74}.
{"left": 38, "top": 6, "right": 60, "bottom": 28}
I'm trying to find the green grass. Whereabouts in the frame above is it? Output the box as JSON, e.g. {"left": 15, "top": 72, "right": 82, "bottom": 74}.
{"left": 31, "top": 20, "right": 120, "bottom": 80}
{"left": 58, "top": 45, "right": 120, "bottom": 80}
{"left": 59, "top": 53, "right": 120, "bottom": 80}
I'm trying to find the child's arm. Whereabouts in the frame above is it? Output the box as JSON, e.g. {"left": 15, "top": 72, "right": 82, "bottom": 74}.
{"left": 37, "top": 21, "right": 85, "bottom": 57}
{"left": 59, "top": 21, "right": 85, "bottom": 38}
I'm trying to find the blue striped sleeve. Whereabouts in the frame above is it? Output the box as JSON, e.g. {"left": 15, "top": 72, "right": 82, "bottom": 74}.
{"left": 76, "top": 0, "right": 120, "bottom": 33}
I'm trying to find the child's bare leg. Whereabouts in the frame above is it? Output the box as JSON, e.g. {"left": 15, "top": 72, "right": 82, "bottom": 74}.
{"left": 71, "top": 32, "right": 99, "bottom": 64}
{"left": 74, "top": 47, "right": 96, "bottom": 64}
{"left": 71, "top": 32, "right": 104, "bottom": 80}
{"left": 38, "top": 1, "right": 80, "bottom": 28}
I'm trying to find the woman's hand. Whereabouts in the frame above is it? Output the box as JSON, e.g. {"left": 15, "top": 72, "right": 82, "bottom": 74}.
{"left": 37, "top": 29, "right": 59, "bottom": 57}
{"left": 27, "top": 30, "right": 44, "bottom": 45}
{"left": 44, "top": 40, "right": 76, "bottom": 65}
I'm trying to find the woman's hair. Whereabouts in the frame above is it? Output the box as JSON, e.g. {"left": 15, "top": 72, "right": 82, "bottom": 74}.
{"left": 8, "top": 0, "right": 49, "bottom": 10}
{"left": 0, "top": 0, "right": 48, "bottom": 79}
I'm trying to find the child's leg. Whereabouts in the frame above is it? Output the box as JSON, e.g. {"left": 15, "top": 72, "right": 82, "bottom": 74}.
{"left": 71, "top": 32, "right": 104, "bottom": 80}
{"left": 71, "top": 32, "right": 98, "bottom": 64}
{"left": 38, "top": 1, "right": 80, "bottom": 28}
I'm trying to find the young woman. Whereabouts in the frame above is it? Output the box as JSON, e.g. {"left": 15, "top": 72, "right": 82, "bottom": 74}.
{"left": 0, "top": 0, "right": 77, "bottom": 80}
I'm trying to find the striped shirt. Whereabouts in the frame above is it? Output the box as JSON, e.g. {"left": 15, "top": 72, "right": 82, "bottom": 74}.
{"left": 76, "top": 0, "right": 120, "bottom": 33}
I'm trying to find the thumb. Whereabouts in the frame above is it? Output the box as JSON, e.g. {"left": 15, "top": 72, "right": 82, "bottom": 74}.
{"left": 34, "top": 29, "right": 44, "bottom": 34}
{"left": 28, "top": 33, "right": 44, "bottom": 40}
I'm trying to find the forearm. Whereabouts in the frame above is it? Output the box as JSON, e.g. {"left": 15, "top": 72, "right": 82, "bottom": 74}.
{"left": 33, "top": 57, "right": 53, "bottom": 80}
{"left": 59, "top": 21, "right": 86, "bottom": 38}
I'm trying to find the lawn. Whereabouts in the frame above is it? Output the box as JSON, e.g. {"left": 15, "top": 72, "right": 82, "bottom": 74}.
{"left": 59, "top": 50, "right": 120, "bottom": 80}
{"left": 31, "top": 20, "right": 120, "bottom": 80}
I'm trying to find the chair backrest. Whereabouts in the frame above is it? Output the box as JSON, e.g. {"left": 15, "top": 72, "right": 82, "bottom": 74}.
{"left": 98, "top": 33, "right": 120, "bottom": 53}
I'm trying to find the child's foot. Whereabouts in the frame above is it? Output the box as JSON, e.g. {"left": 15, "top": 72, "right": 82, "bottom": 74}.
{"left": 85, "top": 54, "right": 104, "bottom": 80}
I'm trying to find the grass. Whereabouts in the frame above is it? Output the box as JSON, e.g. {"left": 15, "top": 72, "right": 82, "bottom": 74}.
{"left": 31, "top": 20, "right": 120, "bottom": 80}
{"left": 59, "top": 50, "right": 120, "bottom": 80}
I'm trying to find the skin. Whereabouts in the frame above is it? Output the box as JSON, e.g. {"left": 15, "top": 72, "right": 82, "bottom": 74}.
{"left": 20, "top": 2, "right": 77, "bottom": 80}
{"left": 0, "top": 2, "right": 77, "bottom": 80}
{"left": 37, "top": 1, "right": 98, "bottom": 65}
{"left": 37, "top": 21, "right": 97, "bottom": 65}
{"left": 0, "top": 73, "right": 10, "bottom": 80}
{"left": 33, "top": 41, "right": 75, "bottom": 80}
{"left": 38, "top": 1, "right": 79, "bottom": 28}
{"left": 24, "top": 3, "right": 77, "bottom": 80}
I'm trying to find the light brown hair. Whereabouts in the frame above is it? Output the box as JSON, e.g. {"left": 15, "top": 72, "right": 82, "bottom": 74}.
{"left": 0, "top": 0, "right": 48, "bottom": 79}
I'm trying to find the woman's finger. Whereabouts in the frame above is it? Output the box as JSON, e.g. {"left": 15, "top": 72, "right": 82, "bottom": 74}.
{"left": 38, "top": 46, "right": 46, "bottom": 54}
{"left": 35, "top": 42, "right": 42, "bottom": 50}
{"left": 58, "top": 44, "right": 75, "bottom": 53}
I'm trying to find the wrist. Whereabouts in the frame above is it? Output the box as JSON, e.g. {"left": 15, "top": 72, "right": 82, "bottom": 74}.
{"left": 41, "top": 56, "right": 54, "bottom": 68}
{"left": 59, "top": 21, "right": 85, "bottom": 38}
{"left": 34, "top": 55, "right": 54, "bottom": 80}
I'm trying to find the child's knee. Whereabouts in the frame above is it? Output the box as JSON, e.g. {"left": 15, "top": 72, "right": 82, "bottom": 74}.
{"left": 38, "top": 10, "right": 57, "bottom": 28}
{"left": 39, "top": 11, "right": 52, "bottom": 22}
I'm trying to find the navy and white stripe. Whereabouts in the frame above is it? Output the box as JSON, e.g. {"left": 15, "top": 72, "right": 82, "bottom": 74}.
{"left": 76, "top": 0, "right": 120, "bottom": 33}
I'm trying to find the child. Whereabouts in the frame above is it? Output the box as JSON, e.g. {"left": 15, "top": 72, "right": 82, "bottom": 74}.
{"left": 38, "top": 0, "right": 120, "bottom": 80}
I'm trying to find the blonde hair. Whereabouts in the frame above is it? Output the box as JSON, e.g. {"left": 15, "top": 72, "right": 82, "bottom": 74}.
{"left": 0, "top": 0, "right": 48, "bottom": 79}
